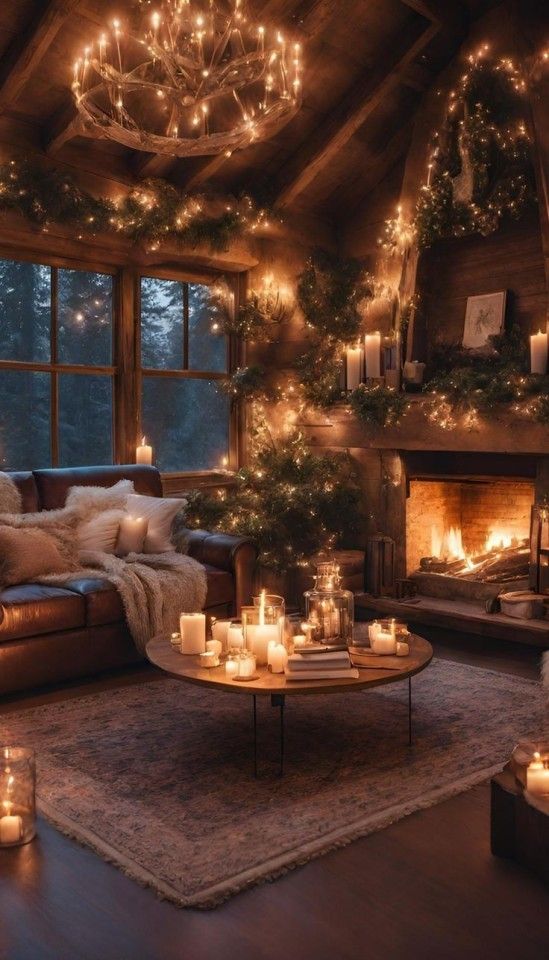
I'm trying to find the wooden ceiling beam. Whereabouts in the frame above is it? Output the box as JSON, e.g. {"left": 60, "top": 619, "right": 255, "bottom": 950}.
{"left": 131, "top": 153, "right": 178, "bottom": 180}
{"left": 44, "top": 107, "right": 86, "bottom": 156}
{"left": 0, "top": 0, "right": 81, "bottom": 115}
{"left": 273, "top": 20, "right": 439, "bottom": 209}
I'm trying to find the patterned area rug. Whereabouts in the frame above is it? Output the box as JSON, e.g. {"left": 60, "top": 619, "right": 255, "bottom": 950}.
{"left": 1, "top": 659, "right": 542, "bottom": 908}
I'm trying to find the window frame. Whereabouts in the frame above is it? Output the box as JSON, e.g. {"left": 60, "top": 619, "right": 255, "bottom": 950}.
{"left": 136, "top": 268, "right": 240, "bottom": 480}
{"left": 0, "top": 247, "right": 117, "bottom": 469}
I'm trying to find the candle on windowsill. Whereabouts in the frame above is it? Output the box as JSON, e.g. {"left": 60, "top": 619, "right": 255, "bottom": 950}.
{"left": 364, "top": 332, "right": 381, "bottom": 379}
{"left": 136, "top": 436, "right": 153, "bottom": 465}
{"left": 530, "top": 330, "right": 548, "bottom": 375}
{"left": 346, "top": 343, "right": 363, "bottom": 390}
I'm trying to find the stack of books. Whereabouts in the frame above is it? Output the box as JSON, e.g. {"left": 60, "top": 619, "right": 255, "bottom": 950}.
{"left": 285, "top": 644, "right": 359, "bottom": 680}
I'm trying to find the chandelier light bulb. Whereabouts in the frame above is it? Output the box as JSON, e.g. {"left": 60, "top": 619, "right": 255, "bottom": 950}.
{"left": 72, "top": 0, "right": 303, "bottom": 158}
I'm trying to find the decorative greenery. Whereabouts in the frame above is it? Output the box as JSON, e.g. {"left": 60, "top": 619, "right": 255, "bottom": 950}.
{"left": 184, "top": 429, "right": 362, "bottom": 571}
{"left": 220, "top": 365, "right": 280, "bottom": 405}
{"left": 349, "top": 382, "right": 409, "bottom": 427}
{"left": 424, "top": 326, "right": 549, "bottom": 425}
{"left": 0, "top": 158, "right": 270, "bottom": 252}
{"left": 297, "top": 248, "right": 373, "bottom": 343}
{"left": 209, "top": 278, "right": 291, "bottom": 341}
{"left": 415, "top": 55, "right": 535, "bottom": 248}
{"left": 294, "top": 344, "right": 344, "bottom": 409}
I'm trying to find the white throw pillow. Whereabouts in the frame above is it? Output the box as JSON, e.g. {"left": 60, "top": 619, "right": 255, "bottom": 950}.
{"left": 66, "top": 479, "right": 135, "bottom": 517}
{"left": 125, "top": 494, "right": 187, "bottom": 553}
{"left": 77, "top": 509, "right": 125, "bottom": 554}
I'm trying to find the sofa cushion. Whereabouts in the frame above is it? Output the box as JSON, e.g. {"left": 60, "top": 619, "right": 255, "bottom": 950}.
{"left": 62, "top": 578, "right": 124, "bottom": 627}
{"left": 0, "top": 585, "right": 86, "bottom": 642}
{"left": 6, "top": 472, "right": 39, "bottom": 513}
{"left": 203, "top": 564, "right": 233, "bottom": 608}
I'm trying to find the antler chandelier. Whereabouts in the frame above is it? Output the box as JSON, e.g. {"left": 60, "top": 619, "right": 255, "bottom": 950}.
{"left": 72, "top": 0, "right": 303, "bottom": 158}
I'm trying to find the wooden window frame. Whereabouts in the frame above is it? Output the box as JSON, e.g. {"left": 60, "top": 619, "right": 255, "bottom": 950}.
{"left": 136, "top": 268, "right": 241, "bottom": 482}
{"left": 0, "top": 249, "right": 117, "bottom": 468}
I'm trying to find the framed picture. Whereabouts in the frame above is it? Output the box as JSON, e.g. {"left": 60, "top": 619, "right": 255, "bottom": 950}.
{"left": 462, "top": 291, "right": 506, "bottom": 350}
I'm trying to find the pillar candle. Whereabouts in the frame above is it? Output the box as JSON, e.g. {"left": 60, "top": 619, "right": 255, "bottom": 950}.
{"left": 269, "top": 643, "right": 288, "bottom": 674}
{"left": 246, "top": 624, "right": 279, "bottom": 665}
{"left": 211, "top": 619, "right": 231, "bottom": 650}
{"left": 364, "top": 332, "right": 381, "bottom": 379}
{"left": 526, "top": 752, "right": 549, "bottom": 795}
{"left": 116, "top": 515, "right": 148, "bottom": 555}
{"left": 0, "top": 813, "right": 22, "bottom": 845}
{"left": 136, "top": 437, "right": 153, "bottom": 465}
{"left": 530, "top": 330, "right": 548, "bottom": 375}
{"left": 179, "top": 613, "right": 206, "bottom": 654}
{"left": 346, "top": 344, "right": 363, "bottom": 390}
{"left": 371, "top": 631, "right": 397, "bottom": 655}
{"left": 227, "top": 624, "right": 244, "bottom": 650}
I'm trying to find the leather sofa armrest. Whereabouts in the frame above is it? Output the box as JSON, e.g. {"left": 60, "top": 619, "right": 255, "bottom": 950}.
{"left": 177, "top": 528, "right": 258, "bottom": 613}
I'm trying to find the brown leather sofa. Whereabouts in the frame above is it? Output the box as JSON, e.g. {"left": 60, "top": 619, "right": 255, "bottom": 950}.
{"left": 0, "top": 465, "right": 257, "bottom": 697}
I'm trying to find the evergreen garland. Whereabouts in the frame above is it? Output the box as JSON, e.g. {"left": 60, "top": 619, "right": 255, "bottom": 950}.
{"left": 220, "top": 365, "right": 280, "bottom": 404}
{"left": 0, "top": 158, "right": 269, "bottom": 252}
{"left": 297, "top": 248, "right": 373, "bottom": 342}
{"left": 349, "top": 382, "right": 409, "bottom": 427}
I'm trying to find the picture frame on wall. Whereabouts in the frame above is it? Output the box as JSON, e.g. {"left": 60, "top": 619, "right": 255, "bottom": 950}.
{"left": 462, "top": 291, "right": 507, "bottom": 350}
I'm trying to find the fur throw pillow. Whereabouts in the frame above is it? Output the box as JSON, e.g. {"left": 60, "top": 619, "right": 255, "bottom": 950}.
{"left": 0, "top": 525, "right": 80, "bottom": 587}
{"left": 78, "top": 509, "right": 125, "bottom": 554}
{"left": 0, "top": 472, "right": 22, "bottom": 515}
{"left": 66, "top": 479, "right": 135, "bottom": 518}
{"left": 0, "top": 509, "right": 79, "bottom": 569}
{"left": 125, "top": 493, "right": 187, "bottom": 553}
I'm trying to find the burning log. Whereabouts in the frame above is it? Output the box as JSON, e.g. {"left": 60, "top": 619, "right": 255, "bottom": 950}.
{"left": 419, "top": 539, "right": 529, "bottom": 583}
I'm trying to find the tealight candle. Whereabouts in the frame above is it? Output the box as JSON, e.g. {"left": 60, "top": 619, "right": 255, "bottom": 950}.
{"left": 170, "top": 632, "right": 181, "bottom": 648}
{"left": 0, "top": 812, "right": 22, "bottom": 845}
{"left": 206, "top": 639, "right": 223, "bottom": 658}
{"left": 199, "top": 651, "right": 219, "bottom": 669}
{"left": 526, "top": 752, "right": 549, "bottom": 795}
{"left": 180, "top": 613, "right": 206, "bottom": 654}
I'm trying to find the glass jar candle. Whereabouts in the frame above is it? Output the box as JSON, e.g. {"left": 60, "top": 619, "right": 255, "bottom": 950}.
{"left": 243, "top": 592, "right": 285, "bottom": 665}
{"left": 304, "top": 562, "right": 354, "bottom": 646}
{"left": 0, "top": 746, "right": 36, "bottom": 848}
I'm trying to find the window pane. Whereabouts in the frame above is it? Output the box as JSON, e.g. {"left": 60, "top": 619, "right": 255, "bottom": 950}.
{"left": 0, "top": 259, "right": 50, "bottom": 362}
{"left": 58, "top": 269, "right": 113, "bottom": 366}
{"left": 141, "top": 277, "right": 183, "bottom": 369}
{"left": 0, "top": 370, "right": 50, "bottom": 469}
{"left": 142, "top": 377, "right": 228, "bottom": 472}
{"left": 188, "top": 283, "right": 226, "bottom": 372}
{"left": 58, "top": 374, "right": 113, "bottom": 467}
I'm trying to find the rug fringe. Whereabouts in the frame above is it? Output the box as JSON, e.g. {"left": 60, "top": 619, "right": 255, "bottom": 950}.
{"left": 39, "top": 760, "right": 506, "bottom": 910}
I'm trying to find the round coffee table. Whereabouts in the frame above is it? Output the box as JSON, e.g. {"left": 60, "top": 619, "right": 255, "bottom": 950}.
{"left": 146, "top": 626, "right": 433, "bottom": 776}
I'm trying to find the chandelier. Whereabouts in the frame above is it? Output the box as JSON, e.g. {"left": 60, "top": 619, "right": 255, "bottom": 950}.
{"left": 71, "top": 0, "right": 303, "bottom": 159}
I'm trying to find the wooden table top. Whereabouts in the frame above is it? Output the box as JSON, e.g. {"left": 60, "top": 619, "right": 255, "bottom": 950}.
{"left": 146, "top": 627, "right": 433, "bottom": 698}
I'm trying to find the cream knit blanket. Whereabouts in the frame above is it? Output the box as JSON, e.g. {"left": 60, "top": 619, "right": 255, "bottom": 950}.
{"left": 42, "top": 550, "right": 208, "bottom": 655}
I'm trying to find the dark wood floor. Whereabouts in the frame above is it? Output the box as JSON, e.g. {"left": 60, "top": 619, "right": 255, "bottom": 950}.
{"left": 1, "top": 633, "right": 548, "bottom": 960}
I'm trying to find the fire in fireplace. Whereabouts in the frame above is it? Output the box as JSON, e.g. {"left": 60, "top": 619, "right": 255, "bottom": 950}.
{"left": 406, "top": 479, "right": 534, "bottom": 585}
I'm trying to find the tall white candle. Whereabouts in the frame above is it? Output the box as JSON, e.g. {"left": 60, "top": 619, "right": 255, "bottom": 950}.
{"left": 346, "top": 344, "right": 363, "bottom": 390}
{"left": 364, "top": 332, "right": 381, "bottom": 379}
{"left": 179, "top": 613, "right": 206, "bottom": 654}
{"left": 136, "top": 436, "right": 153, "bottom": 464}
{"left": 530, "top": 330, "right": 548, "bottom": 375}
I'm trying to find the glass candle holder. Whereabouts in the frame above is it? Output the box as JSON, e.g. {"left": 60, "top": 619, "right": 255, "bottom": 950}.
{"left": 242, "top": 598, "right": 284, "bottom": 666}
{"left": 304, "top": 562, "right": 354, "bottom": 646}
{"left": 234, "top": 651, "right": 257, "bottom": 680}
{"left": 0, "top": 746, "right": 36, "bottom": 848}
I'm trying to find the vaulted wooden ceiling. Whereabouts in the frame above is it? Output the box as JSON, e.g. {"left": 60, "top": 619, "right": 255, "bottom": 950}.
{"left": 0, "top": 0, "right": 499, "bottom": 228}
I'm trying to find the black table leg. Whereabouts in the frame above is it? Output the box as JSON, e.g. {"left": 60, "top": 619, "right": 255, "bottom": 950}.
{"left": 408, "top": 677, "right": 412, "bottom": 747}
{"left": 271, "top": 693, "right": 285, "bottom": 776}
{"left": 253, "top": 694, "right": 258, "bottom": 778}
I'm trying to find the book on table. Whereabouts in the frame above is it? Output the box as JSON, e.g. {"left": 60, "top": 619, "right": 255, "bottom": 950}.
{"left": 285, "top": 650, "right": 359, "bottom": 680}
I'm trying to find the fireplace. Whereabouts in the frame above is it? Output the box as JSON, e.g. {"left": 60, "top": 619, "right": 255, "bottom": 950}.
{"left": 403, "top": 453, "right": 536, "bottom": 600}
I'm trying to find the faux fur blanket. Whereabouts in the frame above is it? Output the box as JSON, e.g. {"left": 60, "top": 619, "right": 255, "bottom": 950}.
{"left": 41, "top": 550, "right": 207, "bottom": 655}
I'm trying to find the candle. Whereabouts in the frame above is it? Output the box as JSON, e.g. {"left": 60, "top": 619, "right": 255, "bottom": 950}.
{"left": 530, "top": 330, "right": 548, "bottom": 374}
{"left": 211, "top": 619, "right": 231, "bottom": 650}
{"left": 179, "top": 613, "right": 206, "bottom": 654}
{"left": 0, "top": 812, "right": 22, "bottom": 845}
{"left": 206, "top": 639, "right": 223, "bottom": 658}
{"left": 526, "top": 752, "right": 549, "bottom": 795}
{"left": 225, "top": 657, "right": 238, "bottom": 679}
{"left": 199, "top": 651, "right": 219, "bottom": 669}
{"left": 246, "top": 590, "right": 279, "bottom": 665}
{"left": 364, "top": 332, "right": 381, "bottom": 379}
{"left": 170, "top": 632, "right": 181, "bottom": 648}
{"left": 269, "top": 643, "right": 288, "bottom": 674}
{"left": 227, "top": 624, "right": 244, "bottom": 650}
{"left": 396, "top": 640, "right": 410, "bottom": 657}
{"left": 116, "top": 515, "right": 148, "bottom": 555}
{"left": 267, "top": 639, "right": 279, "bottom": 666}
{"left": 136, "top": 436, "right": 153, "bottom": 465}
{"left": 368, "top": 621, "right": 381, "bottom": 642}
{"left": 292, "top": 634, "right": 307, "bottom": 648}
{"left": 371, "top": 631, "right": 397, "bottom": 654}
{"left": 235, "top": 653, "right": 256, "bottom": 679}
{"left": 403, "top": 360, "right": 426, "bottom": 384}
{"left": 346, "top": 344, "right": 363, "bottom": 390}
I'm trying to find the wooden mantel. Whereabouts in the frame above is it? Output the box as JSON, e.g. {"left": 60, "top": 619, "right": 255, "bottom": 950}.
{"left": 299, "top": 397, "right": 549, "bottom": 456}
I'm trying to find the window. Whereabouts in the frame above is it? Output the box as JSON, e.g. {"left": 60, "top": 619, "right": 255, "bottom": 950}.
{"left": 139, "top": 277, "right": 231, "bottom": 473}
{"left": 0, "top": 258, "right": 114, "bottom": 470}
